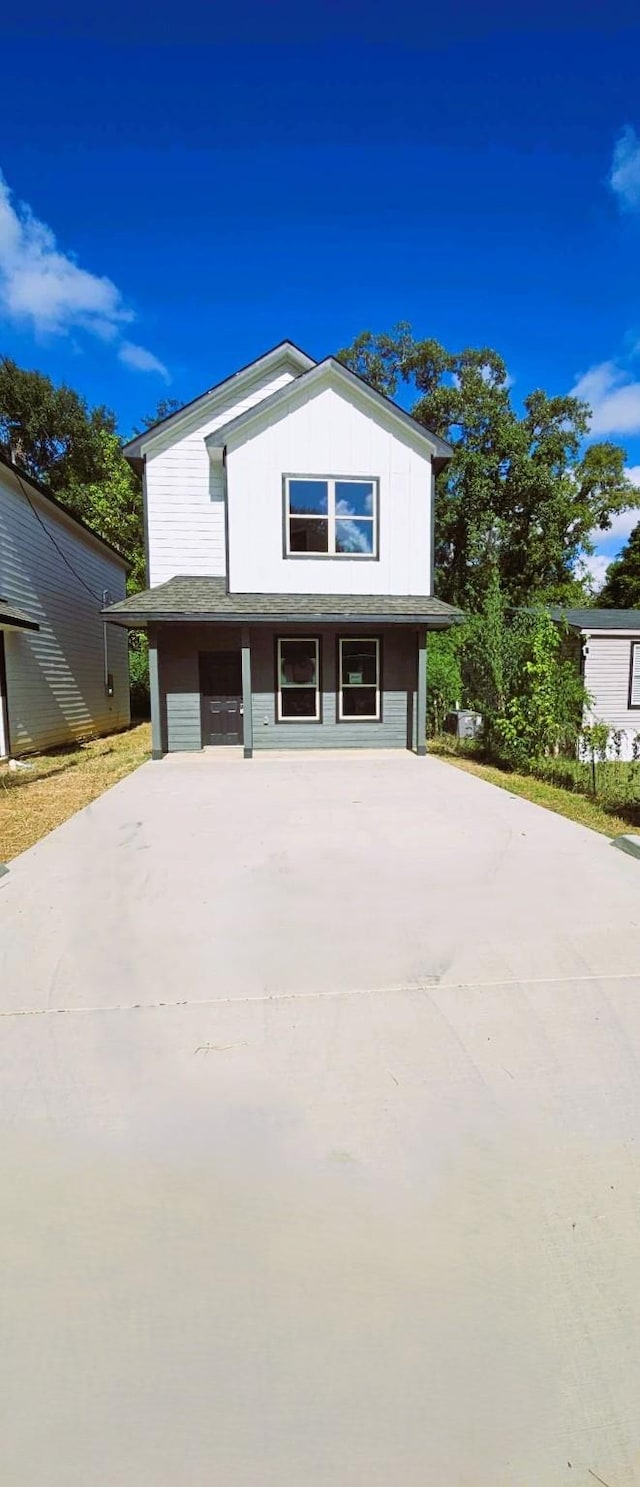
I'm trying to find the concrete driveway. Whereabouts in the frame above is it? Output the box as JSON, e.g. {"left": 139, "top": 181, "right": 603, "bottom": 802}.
{"left": 2, "top": 751, "right": 640, "bottom": 1486}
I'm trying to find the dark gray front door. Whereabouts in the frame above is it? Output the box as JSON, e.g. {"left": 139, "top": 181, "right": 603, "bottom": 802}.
{"left": 199, "top": 650, "right": 243, "bottom": 745}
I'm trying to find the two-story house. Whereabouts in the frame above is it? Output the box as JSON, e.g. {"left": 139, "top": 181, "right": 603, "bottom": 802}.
{"left": 104, "top": 342, "right": 462, "bottom": 757}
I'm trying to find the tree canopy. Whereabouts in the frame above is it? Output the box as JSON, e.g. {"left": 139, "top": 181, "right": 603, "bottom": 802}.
{"left": 598, "top": 521, "right": 640, "bottom": 608}
{"left": 338, "top": 324, "right": 637, "bottom": 610}
{"left": 0, "top": 356, "right": 144, "bottom": 591}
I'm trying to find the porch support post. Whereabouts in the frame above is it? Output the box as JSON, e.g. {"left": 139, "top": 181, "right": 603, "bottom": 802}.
{"left": 148, "top": 624, "right": 163, "bottom": 760}
{"left": 241, "top": 625, "right": 253, "bottom": 759}
{"left": 417, "top": 628, "right": 427, "bottom": 756}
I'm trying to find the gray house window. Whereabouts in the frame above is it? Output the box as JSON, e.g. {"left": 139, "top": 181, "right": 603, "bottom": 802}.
{"left": 631, "top": 643, "right": 640, "bottom": 707}
{"left": 284, "top": 477, "right": 378, "bottom": 558}
{"left": 338, "top": 638, "right": 380, "bottom": 720}
{"left": 277, "top": 637, "right": 321, "bottom": 721}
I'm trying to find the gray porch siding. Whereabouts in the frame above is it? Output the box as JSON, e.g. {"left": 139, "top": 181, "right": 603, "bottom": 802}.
{"left": 251, "top": 626, "right": 417, "bottom": 750}
{"left": 158, "top": 624, "right": 242, "bottom": 752}
{"left": 157, "top": 623, "right": 418, "bottom": 752}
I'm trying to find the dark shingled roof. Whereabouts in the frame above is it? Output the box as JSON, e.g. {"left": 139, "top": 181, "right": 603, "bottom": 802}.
{"left": 0, "top": 597, "right": 40, "bottom": 632}
{"left": 550, "top": 607, "right": 640, "bottom": 632}
{"left": 103, "top": 576, "right": 463, "bottom": 627}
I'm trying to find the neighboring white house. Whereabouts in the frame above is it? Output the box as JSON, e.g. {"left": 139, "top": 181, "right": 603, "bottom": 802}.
{"left": 553, "top": 608, "right": 640, "bottom": 760}
{"left": 104, "top": 340, "right": 462, "bottom": 757}
{"left": 0, "top": 451, "right": 130, "bottom": 758}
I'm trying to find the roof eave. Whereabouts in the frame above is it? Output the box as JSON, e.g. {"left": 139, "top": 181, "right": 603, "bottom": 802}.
{"left": 124, "top": 340, "right": 316, "bottom": 460}
{"left": 205, "top": 357, "right": 453, "bottom": 460}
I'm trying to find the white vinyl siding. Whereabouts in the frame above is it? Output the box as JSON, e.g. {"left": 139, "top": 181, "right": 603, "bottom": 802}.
{"left": 582, "top": 635, "right": 640, "bottom": 760}
{"left": 146, "top": 370, "right": 298, "bottom": 586}
{"left": 0, "top": 467, "right": 129, "bottom": 756}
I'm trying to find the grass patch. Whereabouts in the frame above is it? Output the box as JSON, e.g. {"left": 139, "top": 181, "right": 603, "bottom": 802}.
{"left": 0, "top": 723, "right": 151, "bottom": 862}
{"left": 430, "top": 736, "right": 639, "bottom": 839}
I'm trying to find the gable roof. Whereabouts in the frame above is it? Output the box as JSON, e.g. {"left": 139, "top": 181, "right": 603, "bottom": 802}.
{"left": 103, "top": 575, "right": 463, "bottom": 628}
{"left": 0, "top": 449, "right": 129, "bottom": 568}
{"left": 550, "top": 607, "right": 640, "bottom": 633}
{"left": 123, "top": 340, "right": 315, "bottom": 462}
{"left": 205, "top": 357, "right": 453, "bottom": 468}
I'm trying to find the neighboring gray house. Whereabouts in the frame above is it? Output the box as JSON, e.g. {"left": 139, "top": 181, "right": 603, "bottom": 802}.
{"left": 553, "top": 607, "right": 640, "bottom": 760}
{"left": 104, "top": 341, "right": 462, "bottom": 758}
{"left": 0, "top": 451, "right": 130, "bottom": 758}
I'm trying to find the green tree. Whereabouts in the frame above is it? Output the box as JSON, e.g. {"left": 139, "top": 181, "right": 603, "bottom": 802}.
{"left": 598, "top": 521, "right": 640, "bottom": 608}
{"left": 132, "top": 396, "right": 181, "bottom": 437}
{"left": 0, "top": 356, "right": 144, "bottom": 591}
{"left": 63, "top": 428, "right": 145, "bottom": 591}
{"left": 426, "top": 628, "right": 464, "bottom": 733}
{"left": 337, "top": 326, "right": 636, "bottom": 609}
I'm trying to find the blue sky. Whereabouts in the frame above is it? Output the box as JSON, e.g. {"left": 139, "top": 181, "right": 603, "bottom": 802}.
{"left": 2, "top": 1, "right": 640, "bottom": 586}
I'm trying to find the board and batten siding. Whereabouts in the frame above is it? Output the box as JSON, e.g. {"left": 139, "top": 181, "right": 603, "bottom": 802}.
{"left": 156, "top": 623, "right": 417, "bottom": 752}
{"left": 0, "top": 466, "right": 129, "bottom": 756}
{"left": 225, "top": 383, "right": 433, "bottom": 596}
{"left": 145, "top": 370, "right": 298, "bottom": 586}
{"left": 583, "top": 634, "right": 640, "bottom": 760}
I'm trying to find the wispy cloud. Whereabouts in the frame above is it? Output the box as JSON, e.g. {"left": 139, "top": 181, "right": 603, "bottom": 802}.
{"left": 590, "top": 503, "right": 639, "bottom": 549}
{"left": 579, "top": 552, "right": 611, "bottom": 593}
{"left": 610, "top": 125, "right": 640, "bottom": 211}
{"left": 0, "top": 169, "right": 169, "bottom": 377}
{"left": 571, "top": 360, "right": 640, "bottom": 436}
{"left": 118, "top": 340, "right": 170, "bottom": 381}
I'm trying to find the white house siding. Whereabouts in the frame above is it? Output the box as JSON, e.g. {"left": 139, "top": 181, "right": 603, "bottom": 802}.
{"left": 583, "top": 635, "right": 640, "bottom": 760}
{"left": 146, "top": 370, "right": 298, "bottom": 586}
{"left": 225, "top": 384, "right": 433, "bottom": 595}
{"left": 0, "top": 468, "right": 129, "bottom": 756}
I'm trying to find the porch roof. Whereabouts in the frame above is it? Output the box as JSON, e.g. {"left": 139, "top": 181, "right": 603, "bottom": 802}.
{"left": 103, "top": 576, "right": 463, "bottom": 628}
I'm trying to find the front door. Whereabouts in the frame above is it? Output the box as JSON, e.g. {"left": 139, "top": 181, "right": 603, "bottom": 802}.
{"left": 199, "top": 650, "right": 243, "bottom": 746}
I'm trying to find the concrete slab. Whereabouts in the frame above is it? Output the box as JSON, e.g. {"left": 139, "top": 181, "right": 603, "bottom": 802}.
{"left": 613, "top": 832, "right": 640, "bottom": 861}
{"left": 2, "top": 752, "right": 640, "bottom": 1485}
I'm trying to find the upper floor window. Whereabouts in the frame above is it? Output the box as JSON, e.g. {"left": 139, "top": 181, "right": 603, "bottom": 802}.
{"left": 285, "top": 477, "right": 378, "bottom": 558}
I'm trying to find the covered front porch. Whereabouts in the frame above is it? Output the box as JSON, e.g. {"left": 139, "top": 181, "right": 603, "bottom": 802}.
{"left": 148, "top": 621, "right": 427, "bottom": 758}
{"left": 102, "top": 576, "right": 464, "bottom": 759}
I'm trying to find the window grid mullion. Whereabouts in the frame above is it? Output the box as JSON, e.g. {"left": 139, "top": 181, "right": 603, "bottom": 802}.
{"left": 329, "top": 479, "right": 336, "bottom": 555}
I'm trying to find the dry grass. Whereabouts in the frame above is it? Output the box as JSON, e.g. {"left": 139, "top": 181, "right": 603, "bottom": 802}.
{"left": 0, "top": 723, "right": 151, "bottom": 863}
{"left": 434, "top": 748, "right": 635, "bottom": 839}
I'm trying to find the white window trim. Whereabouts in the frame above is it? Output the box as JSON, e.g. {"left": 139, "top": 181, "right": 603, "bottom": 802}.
{"left": 338, "top": 637, "right": 381, "bottom": 721}
{"left": 277, "top": 636, "right": 321, "bottom": 723}
{"left": 631, "top": 642, "right": 640, "bottom": 707}
{"left": 284, "top": 476, "right": 378, "bottom": 559}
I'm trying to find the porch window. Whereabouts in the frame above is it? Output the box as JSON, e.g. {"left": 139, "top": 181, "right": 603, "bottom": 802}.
{"left": 339, "top": 638, "right": 380, "bottom": 720}
{"left": 631, "top": 643, "right": 640, "bottom": 707}
{"left": 277, "top": 637, "right": 321, "bottom": 721}
{"left": 285, "top": 477, "right": 378, "bottom": 557}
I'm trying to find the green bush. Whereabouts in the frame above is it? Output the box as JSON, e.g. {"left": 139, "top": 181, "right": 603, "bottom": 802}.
{"left": 128, "top": 634, "right": 150, "bottom": 719}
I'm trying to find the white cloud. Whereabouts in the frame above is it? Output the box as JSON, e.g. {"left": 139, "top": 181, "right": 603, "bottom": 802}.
{"left": 625, "top": 464, "right": 640, "bottom": 488}
{"left": 578, "top": 552, "right": 611, "bottom": 593}
{"left": 571, "top": 360, "right": 640, "bottom": 435}
{"left": 590, "top": 505, "right": 639, "bottom": 550}
{"left": 610, "top": 125, "right": 640, "bottom": 211}
{"left": 118, "top": 340, "right": 169, "bottom": 381}
{"left": 0, "top": 169, "right": 168, "bottom": 376}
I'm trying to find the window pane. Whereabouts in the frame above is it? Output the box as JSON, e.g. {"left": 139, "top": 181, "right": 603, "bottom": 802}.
{"left": 288, "top": 480, "right": 328, "bottom": 515}
{"left": 289, "top": 517, "right": 329, "bottom": 553}
{"left": 335, "top": 481, "right": 375, "bottom": 517}
{"left": 342, "top": 686, "right": 378, "bottom": 718}
{"left": 280, "top": 640, "right": 317, "bottom": 687}
{"left": 341, "top": 640, "right": 378, "bottom": 687}
{"left": 335, "top": 518, "right": 374, "bottom": 555}
{"left": 633, "top": 644, "right": 640, "bottom": 704}
{"left": 281, "top": 688, "right": 317, "bottom": 718}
